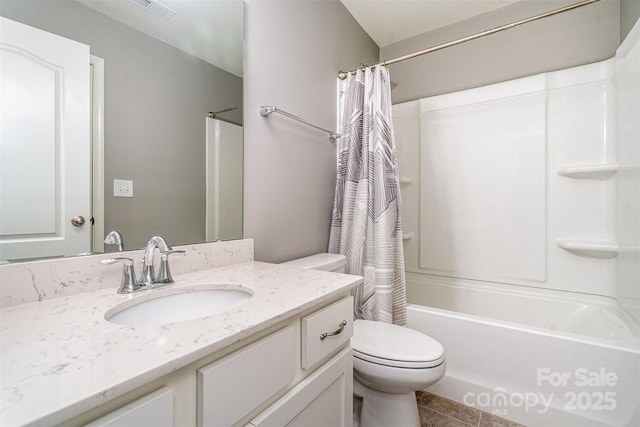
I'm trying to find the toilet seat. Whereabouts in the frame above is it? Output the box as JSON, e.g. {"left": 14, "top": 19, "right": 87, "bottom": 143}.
{"left": 353, "top": 349, "right": 445, "bottom": 369}
{"left": 352, "top": 320, "right": 445, "bottom": 369}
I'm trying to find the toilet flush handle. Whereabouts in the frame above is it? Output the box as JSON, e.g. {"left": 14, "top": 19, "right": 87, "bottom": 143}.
{"left": 320, "top": 320, "right": 348, "bottom": 341}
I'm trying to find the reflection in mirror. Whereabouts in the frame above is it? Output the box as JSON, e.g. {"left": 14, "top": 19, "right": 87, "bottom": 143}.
{"left": 0, "top": 0, "right": 243, "bottom": 262}
{"left": 205, "top": 107, "right": 243, "bottom": 242}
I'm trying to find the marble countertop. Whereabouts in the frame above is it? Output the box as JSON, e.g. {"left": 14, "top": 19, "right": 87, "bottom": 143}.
{"left": 0, "top": 261, "right": 362, "bottom": 426}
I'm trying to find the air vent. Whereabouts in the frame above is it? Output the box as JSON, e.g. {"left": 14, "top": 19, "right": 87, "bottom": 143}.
{"left": 127, "top": 0, "right": 176, "bottom": 20}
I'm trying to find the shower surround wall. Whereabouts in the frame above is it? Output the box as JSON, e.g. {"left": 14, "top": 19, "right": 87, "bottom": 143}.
{"left": 399, "top": 65, "right": 597, "bottom": 295}
{"left": 395, "top": 40, "right": 638, "bottom": 319}
{"left": 615, "top": 21, "right": 640, "bottom": 321}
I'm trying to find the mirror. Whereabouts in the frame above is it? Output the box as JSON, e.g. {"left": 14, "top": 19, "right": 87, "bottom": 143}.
{"left": 0, "top": 0, "right": 243, "bottom": 261}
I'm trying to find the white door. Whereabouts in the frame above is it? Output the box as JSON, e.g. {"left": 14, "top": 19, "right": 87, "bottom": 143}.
{"left": 0, "top": 17, "right": 91, "bottom": 261}
{"left": 205, "top": 117, "right": 243, "bottom": 242}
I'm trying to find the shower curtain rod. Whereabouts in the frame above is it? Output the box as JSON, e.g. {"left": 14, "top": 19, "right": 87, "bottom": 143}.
{"left": 208, "top": 105, "right": 242, "bottom": 118}
{"left": 338, "top": 0, "right": 600, "bottom": 80}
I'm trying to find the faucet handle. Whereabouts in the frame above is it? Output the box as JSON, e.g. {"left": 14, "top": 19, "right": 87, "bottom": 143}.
{"left": 100, "top": 257, "right": 144, "bottom": 294}
{"left": 156, "top": 249, "right": 185, "bottom": 284}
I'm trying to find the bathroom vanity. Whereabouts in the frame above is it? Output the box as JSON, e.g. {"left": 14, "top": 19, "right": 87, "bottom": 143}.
{"left": 0, "top": 239, "right": 362, "bottom": 426}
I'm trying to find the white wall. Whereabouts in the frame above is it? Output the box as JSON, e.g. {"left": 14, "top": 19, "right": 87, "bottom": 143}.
{"left": 243, "top": 0, "right": 378, "bottom": 262}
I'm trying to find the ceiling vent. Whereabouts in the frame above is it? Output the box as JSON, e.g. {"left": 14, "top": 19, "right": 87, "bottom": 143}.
{"left": 127, "top": 0, "right": 176, "bottom": 20}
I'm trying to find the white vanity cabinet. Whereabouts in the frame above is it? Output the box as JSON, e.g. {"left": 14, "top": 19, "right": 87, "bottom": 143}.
{"left": 65, "top": 296, "right": 354, "bottom": 427}
{"left": 198, "top": 296, "right": 354, "bottom": 427}
{"left": 245, "top": 297, "right": 354, "bottom": 427}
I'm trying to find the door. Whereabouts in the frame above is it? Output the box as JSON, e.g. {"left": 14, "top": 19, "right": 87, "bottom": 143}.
{"left": 0, "top": 17, "right": 91, "bottom": 261}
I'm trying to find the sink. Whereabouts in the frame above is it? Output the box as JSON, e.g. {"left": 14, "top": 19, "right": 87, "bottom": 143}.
{"left": 105, "top": 284, "right": 253, "bottom": 326}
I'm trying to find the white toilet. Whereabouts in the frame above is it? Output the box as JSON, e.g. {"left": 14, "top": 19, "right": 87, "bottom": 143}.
{"left": 283, "top": 253, "right": 446, "bottom": 427}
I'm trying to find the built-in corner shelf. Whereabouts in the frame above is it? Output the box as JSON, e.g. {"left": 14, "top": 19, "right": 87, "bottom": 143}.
{"left": 556, "top": 164, "right": 619, "bottom": 179}
{"left": 399, "top": 177, "right": 412, "bottom": 184}
{"left": 402, "top": 232, "right": 415, "bottom": 241}
{"left": 556, "top": 239, "right": 619, "bottom": 258}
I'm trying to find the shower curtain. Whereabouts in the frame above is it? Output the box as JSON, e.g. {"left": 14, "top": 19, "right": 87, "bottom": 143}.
{"left": 329, "top": 65, "right": 407, "bottom": 326}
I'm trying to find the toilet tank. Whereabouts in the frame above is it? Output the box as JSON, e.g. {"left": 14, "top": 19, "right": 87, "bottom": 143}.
{"left": 282, "top": 253, "right": 347, "bottom": 273}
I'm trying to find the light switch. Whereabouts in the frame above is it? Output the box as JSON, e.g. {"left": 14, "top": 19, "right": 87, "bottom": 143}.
{"left": 114, "top": 179, "right": 133, "bottom": 198}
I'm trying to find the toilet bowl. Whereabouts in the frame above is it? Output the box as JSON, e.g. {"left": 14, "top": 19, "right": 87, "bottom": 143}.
{"left": 282, "top": 253, "right": 446, "bottom": 427}
{"left": 352, "top": 319, "right": 446, "bottom": 426}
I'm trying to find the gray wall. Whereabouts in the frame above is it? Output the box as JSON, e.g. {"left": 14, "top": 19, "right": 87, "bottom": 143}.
{"left": 621, "top": 0, "right": 640, "bottom": 41}
{"left": 381, "top": 0, "right": 620, "bottom": 103}
{"left": 0, "top": 0, "right": 242, "bottom": 250}
{"left": 244, "top": 0, "right": 378, "bottom": 263}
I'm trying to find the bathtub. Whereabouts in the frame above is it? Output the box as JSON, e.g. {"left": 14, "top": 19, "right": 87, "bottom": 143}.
{"left": 406, "top": 275, "right": 640, "bottom": 427}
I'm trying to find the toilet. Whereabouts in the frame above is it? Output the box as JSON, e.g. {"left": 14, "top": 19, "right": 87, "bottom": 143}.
{"left": 283, "top": 253, "right": 446, "bottom": 427}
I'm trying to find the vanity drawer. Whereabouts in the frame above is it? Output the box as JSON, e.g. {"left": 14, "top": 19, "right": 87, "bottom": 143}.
{"left": 301, "top": 296, "right": 353, "bottom": 369}
{"left": 197, "top": 326, "right": 295, "bottom": 427}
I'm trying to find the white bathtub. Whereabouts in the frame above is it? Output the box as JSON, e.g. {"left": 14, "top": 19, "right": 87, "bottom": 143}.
{"left": 406, "top": 278, "right": 640, "bottom": 427}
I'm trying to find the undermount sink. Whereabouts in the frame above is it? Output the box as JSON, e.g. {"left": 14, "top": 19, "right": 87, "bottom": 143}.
{"left": 105, "top": 284, "right": 253, "bottom": 326}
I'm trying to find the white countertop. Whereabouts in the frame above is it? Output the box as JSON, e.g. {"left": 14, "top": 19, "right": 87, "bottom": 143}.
{"left": 0, "top": 261, "right": 362, "bottom": 426}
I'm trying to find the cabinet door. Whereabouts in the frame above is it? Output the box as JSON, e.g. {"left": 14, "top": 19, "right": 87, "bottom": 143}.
{"left": 249, "top": 348, "right": 353, "bottom": 427}
{"left": 198, "top": 326, "right": 295, "bottom": 427}
{"left": 85, "top": 388, "right": 173, "bottom": 427}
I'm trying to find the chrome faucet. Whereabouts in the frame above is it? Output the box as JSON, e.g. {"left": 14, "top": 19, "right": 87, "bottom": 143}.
{"left": 100, "top": 235, "right": 184, "bottom": 293}
{"left": 104, "top": 230, "right": 124, "bottom": 252}
{"left": 140, "top": 236, "right": 184, "bottom": 286}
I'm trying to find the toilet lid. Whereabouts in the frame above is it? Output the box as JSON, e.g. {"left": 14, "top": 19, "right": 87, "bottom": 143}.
{"left": 351, "top": 320, "right": 445, "bottom": 369}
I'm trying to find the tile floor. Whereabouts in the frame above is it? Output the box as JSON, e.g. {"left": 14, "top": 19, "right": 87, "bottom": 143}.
{"left": 417, "top": 391, "right": 526, "bottom": 427}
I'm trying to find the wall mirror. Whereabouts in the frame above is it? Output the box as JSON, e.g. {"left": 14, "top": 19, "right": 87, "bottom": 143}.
{"left": 0, "top": 0, "right": 243, "bottom": 262}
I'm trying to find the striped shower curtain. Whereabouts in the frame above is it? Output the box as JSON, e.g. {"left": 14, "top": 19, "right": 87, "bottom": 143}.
{"left": 329, "top": 65, "right": 407, "bottom": 326}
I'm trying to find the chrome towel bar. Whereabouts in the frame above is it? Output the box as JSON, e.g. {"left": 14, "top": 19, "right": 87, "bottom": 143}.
{"left": 259, "top": 105, "right": 341, "bottom": 142}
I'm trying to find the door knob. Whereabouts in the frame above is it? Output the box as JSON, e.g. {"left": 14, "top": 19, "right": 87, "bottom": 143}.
{"left": 71, "top": 216, "right": 85, "bottom": 227}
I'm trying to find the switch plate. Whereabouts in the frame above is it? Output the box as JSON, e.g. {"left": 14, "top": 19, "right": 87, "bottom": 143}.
{"left": 114, "top": 179, "right": 133, "bottom": 198}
